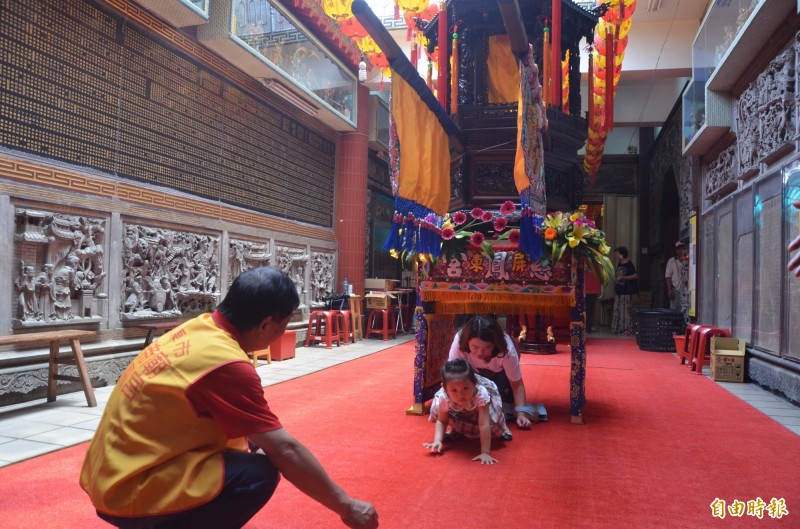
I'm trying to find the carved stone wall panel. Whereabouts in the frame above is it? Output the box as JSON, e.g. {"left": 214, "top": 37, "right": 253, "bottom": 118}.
{"left": 705, "top": 144, "right": 738, "bottom": 199}
{"left": 120, "top": 223, "right": 220, "bottom": 320}
{"left": 0, "top": 355, "right": 132, "bottom": 403}
{"left": 757, "top": 46, "right": 795, "bottom": 165}
{"left": 310, "top": 251, "right": 336, "bottom": 308}
{"left": 12, "top": 208, "right": 107, "bottom": 328}
{"left": 737, "top": 43, "right": 796, "bottom": 178}
{"left": 228, "top": 238, "right": 271, "bottom": 286}
{"left": 649, "top": 109, "right": 691, "bottom": 249}
{"left": 275, "top": 244, "right": 310, "bottom": 308}
{"left": 796, "top": 31, "right": 800, "bottom": 139}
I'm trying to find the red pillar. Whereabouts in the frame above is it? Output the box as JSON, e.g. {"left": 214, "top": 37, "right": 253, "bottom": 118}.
{"left": 551, "top": 0, "right": 561, "bottom": 110}
{"left": 334, "top": 83, "right": 369, "bottom": 297}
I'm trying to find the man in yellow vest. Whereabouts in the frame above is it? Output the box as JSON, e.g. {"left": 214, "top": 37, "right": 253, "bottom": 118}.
{"left": 80, "top": 266, "right": 378, "bottom": 529}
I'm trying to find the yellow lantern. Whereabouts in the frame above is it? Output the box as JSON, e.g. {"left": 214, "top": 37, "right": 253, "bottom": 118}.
{"left": 321, "top": 0, "right": 354, "bottom": 21}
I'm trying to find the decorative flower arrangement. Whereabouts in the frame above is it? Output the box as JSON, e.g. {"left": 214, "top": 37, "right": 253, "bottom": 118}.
{"left": 440, "top": 203, "right": 615, "bottom": 285}
{"left": 540, "top": 211, "right": 615, "bottom": 285}
{"left": 440, "top": 201, "right": 519, "bottom": 260}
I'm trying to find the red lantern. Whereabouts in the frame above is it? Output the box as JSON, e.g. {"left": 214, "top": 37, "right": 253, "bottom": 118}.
{"left": 340, "top": 17, "right": 367, "bottom": 41}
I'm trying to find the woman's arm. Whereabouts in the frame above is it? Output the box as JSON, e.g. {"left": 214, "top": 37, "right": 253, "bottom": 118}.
{"left": 473, "top": 404, "right": 497, "bottom": 464}
{"left": 508, "top": 378, "right": 533, "bottom": 428}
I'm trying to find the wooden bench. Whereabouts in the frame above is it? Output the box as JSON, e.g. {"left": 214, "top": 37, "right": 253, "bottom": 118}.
{"left": 134, "top": 321, "right": 184, "bottom": 348}
{"left": 0, "top": 330, "right": 97, "bottom": 407}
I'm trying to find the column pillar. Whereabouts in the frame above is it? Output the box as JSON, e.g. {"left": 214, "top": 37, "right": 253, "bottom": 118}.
{"left": 334, "top": 83, "right": 370, "bottom": 296}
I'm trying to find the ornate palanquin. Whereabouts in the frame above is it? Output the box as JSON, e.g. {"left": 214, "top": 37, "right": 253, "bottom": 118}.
{"left": 411, "top": 245, "right": 588, "bottom": 423}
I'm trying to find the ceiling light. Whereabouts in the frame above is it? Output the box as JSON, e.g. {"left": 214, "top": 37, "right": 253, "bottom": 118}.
{"left": 260, "top": 79, "right": 318, "bottom": 116}
{"left": 646, "top": 0, "right": 663, "bottom": 12}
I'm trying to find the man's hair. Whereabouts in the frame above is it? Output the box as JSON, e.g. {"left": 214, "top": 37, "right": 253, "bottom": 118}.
{"left": 615, "top": 246, "right": 629, "bottom": 258}
{"left": 216, "top": 266, "right": 299, "bottom": 331}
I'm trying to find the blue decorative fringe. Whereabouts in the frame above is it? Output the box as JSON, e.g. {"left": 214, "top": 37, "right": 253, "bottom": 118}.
{"left": 383, "top": 196, "right": 444, "bottom": 258}
{"left": 518, "top": 192, "right": 543, "bottom": 261}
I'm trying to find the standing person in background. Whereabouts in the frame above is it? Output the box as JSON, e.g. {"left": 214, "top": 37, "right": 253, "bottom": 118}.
{"left": 665, "top": 241, "right": 687, "bottom": 311}
{"left": 80, "top": 267, "right": 378, "bottom": 529}
{"left": 611, "top": 247, "right": 638, "bottom": 336}
{"left": 584, "top": 268, "right": 601, "bottom": 334}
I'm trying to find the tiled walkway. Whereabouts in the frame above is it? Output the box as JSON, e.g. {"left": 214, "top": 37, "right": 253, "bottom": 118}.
{"left": 1, "top": 330, "right": 798, "bottom": 468}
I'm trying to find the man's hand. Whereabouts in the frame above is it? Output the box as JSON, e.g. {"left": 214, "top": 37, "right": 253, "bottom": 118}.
{"left": 340, "top": 498, "right": 379, "bottom": 529}
{"left": 515, "top": 412, "right": 532, "bottom": 429}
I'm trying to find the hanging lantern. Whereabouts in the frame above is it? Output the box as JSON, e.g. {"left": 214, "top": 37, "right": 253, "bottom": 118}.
{"left": 398, "top": 0, "right": 430, "bottom": 40}
{"left": 340, "top": 17, "right": 367, "bottom": 41}
{"left": 321, "top": 0, "right": 354, "bottom": 22}
{"left": 358, "top": 35, "right": 380, "bottom": 55}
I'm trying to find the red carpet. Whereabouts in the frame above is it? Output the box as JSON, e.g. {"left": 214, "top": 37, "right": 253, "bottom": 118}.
{"left": 2, "top": 338, "right": 799, "bottom": 528}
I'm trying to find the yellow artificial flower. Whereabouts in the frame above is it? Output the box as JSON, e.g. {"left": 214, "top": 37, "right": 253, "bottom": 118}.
{"left": 543, "top": 212, "right": 564, "bottom": 229}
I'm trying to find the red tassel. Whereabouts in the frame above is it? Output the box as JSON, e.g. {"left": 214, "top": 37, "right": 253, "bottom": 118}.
{"left": 411, "top": 41, "right": 418, "bottom": 70}
{"left": 394, "top": 1, "right": 400, "bottom": 20}
{"left": 380, "top": 74, "right": 385, "bottom": 92}
{"left": 604, "top": 26, "right": 614, "bottom": 131}
{"left": 437, "top": 1, "right": 448, "bottom": 109}
{"left": 551, "top": 0, "right": 561, "bottom": 110}
{"left": 587, "top": 50, "right": 593, "bottom": 126}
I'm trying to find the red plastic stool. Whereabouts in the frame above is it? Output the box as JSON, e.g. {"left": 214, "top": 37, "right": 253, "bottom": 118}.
{"left": 681, "top": 324, "right": 704, "bottom": 366}
{"left": 336, "top": 310, "right": 355, "bottom": 344}
{"left": 304, "top": 310, "right": 341, "bottom": 349}
{"left": 694, "top": 327, "right": 731, "bottom": 374}
{"left": 366, "top": 309, "right": 396, "bottom": 340}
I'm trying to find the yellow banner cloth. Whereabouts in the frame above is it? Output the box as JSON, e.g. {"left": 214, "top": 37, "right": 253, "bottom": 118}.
{"left": 392, "top": 74, "right": 451, "bottom": 216}
{"left": 487, "top": 35, "right": 520, "bottom": 104}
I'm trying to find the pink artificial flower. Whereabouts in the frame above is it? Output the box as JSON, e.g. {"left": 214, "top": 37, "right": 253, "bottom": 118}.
{"left": 494, "top": 217, "right": 508, "bottom": 232}
{"left": 500, "top": 200, "right": 516, "bottom": 216}
{"left": 481, "top": 211, "right": 494, "bottom": 222}
{"left": 453, "top": 211, "right": 468, "bottom": 225}
{"left": 470, "top": 207, "right": 484, "bottom": 220}
{"left": 470, "top": 232, "right": 485, "bottom": 246}
{"left": 508, "top": 229, "right": 520, "bottom": 245}
{"left": 442, "top": 227, "right": 455, "bottom": 240}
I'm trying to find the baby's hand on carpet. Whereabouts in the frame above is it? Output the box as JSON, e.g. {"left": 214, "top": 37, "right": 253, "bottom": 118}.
{"left": 473, "top": 453, "right": 497, "bottom": 464}
{"left": 422, "top": 441, "right": 443, "bottom": 453}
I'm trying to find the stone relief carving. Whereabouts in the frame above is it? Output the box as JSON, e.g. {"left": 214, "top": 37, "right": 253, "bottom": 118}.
{"left": 275, "top": 245, "right": 309, "bottom": 308}
{"left": 797, "top": 31, "right": 800, "bottom": 139}
{"left": 679, "top": 156, "right": 692, "bottom": 233}
{"left": 310, "top": 251, "right": 336, "bottom": 308}
{"left": 737, "top": 44, "right": 795, "bottom": 178}
{"left": 705, "top": 144, "right": 737, "bottom": 199}
{"left": 736, "top": 82, "right": 759, "bottom": 178}
{"left": 758, "top": 47, "right": 794, "bottom": 162}
{"left": 228, "top": 238, "right": 271, "bottom": 286}
{"left": 120, "top": 224, "right": 220, "bottom": 320}
{"left": 649, "top": 113, "right": 691, "bottom": 246}
{"left": 13, "top": 209, "right": 106, "bottom": 326}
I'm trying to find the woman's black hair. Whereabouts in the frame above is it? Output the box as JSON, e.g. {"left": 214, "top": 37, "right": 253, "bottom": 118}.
{"left": 615, "top": 246, "right": 629, "bottom": 258}
{"left": 216, "top": 266, "right": 299, "bottom": 331}
{"left": 457, "top": 315, "right": 508, "bottom": 358}
{"left": 441, "top": 358, "right": 477, "bottom": 386}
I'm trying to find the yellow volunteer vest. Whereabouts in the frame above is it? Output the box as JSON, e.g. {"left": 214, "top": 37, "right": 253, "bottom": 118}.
{"left": 80, "top": 314, "right": 251, "bottom": 516}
